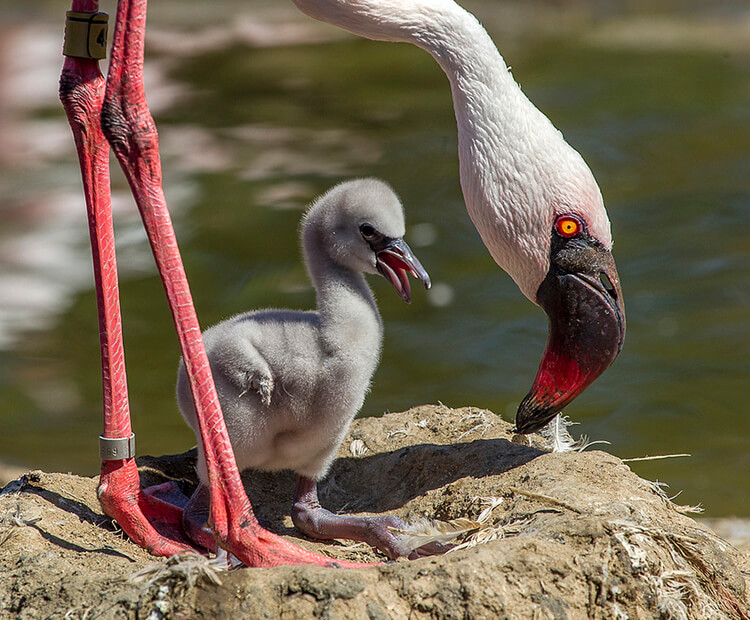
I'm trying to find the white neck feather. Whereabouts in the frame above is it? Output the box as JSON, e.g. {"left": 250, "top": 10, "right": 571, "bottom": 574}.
{"left": 292, "top": 0, "right": 612, "bottom": 301}
{"left": 303, "top": 224, "right": 383, "bottom": 355}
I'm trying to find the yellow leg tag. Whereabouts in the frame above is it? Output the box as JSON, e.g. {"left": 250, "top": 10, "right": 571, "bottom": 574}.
{"left": 63, "top": 11, "right": 109, "bottom": 60}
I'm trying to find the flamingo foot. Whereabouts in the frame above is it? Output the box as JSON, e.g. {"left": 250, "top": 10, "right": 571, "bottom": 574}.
{"left": 100, "top": 463, "right": 370, "bottom": 568}
{"left": 222, "top": 508, "right": 370, "bottom": 569}
{"left": 182, "top": 483, "right": 216, "bottom": 552}
{"left": 142, "top": 481, "right": 190, "bottom": 509}
{"left": 98, "top": 459, "right": 191, "bottom": 556}
{"left": 182, "top": 482, "right": 371, "bottom": 568}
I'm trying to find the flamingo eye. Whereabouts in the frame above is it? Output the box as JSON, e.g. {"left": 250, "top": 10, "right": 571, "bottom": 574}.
{"left": 554, "top": 215, "right": 583, "bottom": 239}
{"left": 360, "top": 223, "right": 377, "bottom": 239}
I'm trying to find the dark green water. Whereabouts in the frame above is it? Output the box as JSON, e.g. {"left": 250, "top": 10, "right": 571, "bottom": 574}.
{"left": 1, "top": 5, "right": 748, "bottom": 516}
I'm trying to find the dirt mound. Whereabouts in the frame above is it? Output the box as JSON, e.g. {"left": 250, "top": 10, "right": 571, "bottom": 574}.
{"left": 1, "top": 405, "right": 748, "bottom": 619}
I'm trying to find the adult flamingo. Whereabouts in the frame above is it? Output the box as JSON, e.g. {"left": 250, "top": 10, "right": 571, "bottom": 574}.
{"left": 290, "top": 0, "right": 626, "bottom": 434}
{"left": 59, "top": 0, "right": 624, "bottom": 567}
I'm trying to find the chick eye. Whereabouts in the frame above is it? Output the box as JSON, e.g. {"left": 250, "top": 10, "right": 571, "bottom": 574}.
{"left": 360, "top": 223, "right": 377, "bottom": 239}
{"left": 554, "top": 215, "right": 584, "bottom": 239}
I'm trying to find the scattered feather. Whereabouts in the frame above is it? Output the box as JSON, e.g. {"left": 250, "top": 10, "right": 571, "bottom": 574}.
{"left": 389, "top": 517, "right": 483, "bottom": 553}
{"left": 644, "top": 479, "right": 704, "bottom": 514}
{"left": 609, "top": 522, "right": 740, "bottom": 619}
{"left": 456, "top": 410, "right": 492, "bottom": 441}
{"left": 1, "top": 504, "right": 42, "bottom": 528}
{"left": 131, "top": 551, "right": 223, "bottom": 591}
{"left": 451, "top": 523, "right": 505, "bottom": 552}
{"left": 575, "top": 436, "right": 612, "bottom": 452}
{"left": 349, "top": 439, "right": 367, "bottom": 457}
{"left": 539, "top": 414, "right": 576, "bottom": 452}
{"left": 391, "top": 496, "right": 513, "bottom": 555}
{"left": 474, "top": 496, "right": 504, "bottom": 523}
{"left": 451, "top": 515, "right": 534, "bottom": 553}
{"left": 654, "top": 570, "right": 695, "bottom": 620}
{"left": 673, "top": 504, "right": 704, "bottom": 515}
{"left": 538, "top": 414, "right": 611, "bottom": 453}
{"left": 386, "top": 424, "right": 410, "bottom": 439}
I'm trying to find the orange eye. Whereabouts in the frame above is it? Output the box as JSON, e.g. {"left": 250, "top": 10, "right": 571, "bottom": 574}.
{"left": 555, "top": 215, "right": 582, "bottom": 238}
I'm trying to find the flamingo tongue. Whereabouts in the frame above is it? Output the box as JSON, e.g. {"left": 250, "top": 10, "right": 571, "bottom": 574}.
{"left": 374, "top": 237, "right": 430, "bottom": 303}
{"left": 378, "top": 252, "right": 413, "bottom": 302}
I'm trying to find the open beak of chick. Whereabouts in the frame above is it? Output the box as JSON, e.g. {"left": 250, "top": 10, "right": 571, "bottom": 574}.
{"left": 516, "top": 232, "right": 626, "bottom": 434}
{"left": 375, "top": 237, "right": 431, "bottom": 303}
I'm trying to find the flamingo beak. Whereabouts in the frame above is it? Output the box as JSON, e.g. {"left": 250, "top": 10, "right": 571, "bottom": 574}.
{"left": 375, "top": 237, "right": 431, "bottom": 303}
{"left": 515, "top": 240, "right": 626, "bottom": 434}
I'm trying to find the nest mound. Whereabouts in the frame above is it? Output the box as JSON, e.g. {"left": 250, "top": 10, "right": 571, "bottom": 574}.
{"left": 1, "top": 405, "right": 748, "bottom": 619}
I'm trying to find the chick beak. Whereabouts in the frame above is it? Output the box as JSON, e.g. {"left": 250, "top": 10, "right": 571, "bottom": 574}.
{"left": 375, "top": 237, "right": 431, "bottom": 303}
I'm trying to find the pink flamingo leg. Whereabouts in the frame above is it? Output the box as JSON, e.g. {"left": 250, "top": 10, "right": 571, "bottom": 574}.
{"left": 92, "top": 0, "right": 367, "bottom": 568}
{"left": 59, "top": 0, "right": 190, "bottom": 556}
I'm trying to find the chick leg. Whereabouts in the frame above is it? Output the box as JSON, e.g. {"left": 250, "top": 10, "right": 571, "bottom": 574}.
{"left": 292, "top": 476, "right": 450, "bottom": 560}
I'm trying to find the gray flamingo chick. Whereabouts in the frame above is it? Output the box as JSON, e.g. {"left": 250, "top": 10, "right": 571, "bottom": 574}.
{"left": 176, "top": 178, "right": 435, "bottom": 559}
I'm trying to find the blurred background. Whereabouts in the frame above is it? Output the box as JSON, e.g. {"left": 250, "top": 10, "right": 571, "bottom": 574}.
{"left": 0, "top": 0, "right": 748, "bottom": 517}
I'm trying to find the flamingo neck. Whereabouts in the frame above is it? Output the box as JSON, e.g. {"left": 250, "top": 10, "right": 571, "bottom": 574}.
{"left": 303, "top": 226, "right": 383, "bottom": 357}
{"left": 292, "top": 0, "right": 609, "bottom": 300}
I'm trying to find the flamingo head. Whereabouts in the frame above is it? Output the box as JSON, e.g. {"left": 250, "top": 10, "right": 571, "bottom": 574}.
{"left": 513, "top": 208, "right": 625, "bottom": 435}
{"left": 492, "top": 146, "right": 626, "bottom": 435}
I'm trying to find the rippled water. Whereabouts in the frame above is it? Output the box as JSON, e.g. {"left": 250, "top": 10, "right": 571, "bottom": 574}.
{"left": 0, "top": 2, "right": 748, "bottom": 516}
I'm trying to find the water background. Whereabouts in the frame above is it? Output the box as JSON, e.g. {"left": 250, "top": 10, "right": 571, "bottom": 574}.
{"left": 1, "top": 0, "right": 748, "bottom": 516}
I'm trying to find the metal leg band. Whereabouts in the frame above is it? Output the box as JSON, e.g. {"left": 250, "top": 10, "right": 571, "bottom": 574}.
{"left": 99, "top": 433, "right": 136, "bottom": 460}
{"left": 63, "top": 11, "right": 109, "bottom": 60}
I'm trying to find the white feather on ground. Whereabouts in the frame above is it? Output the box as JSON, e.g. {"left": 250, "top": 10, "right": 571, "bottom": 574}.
{"left": 539, "top": 413, "right": 611, "bottom": 453}
{"left": 391, "top": 496, "right": 505, "bottom": 553}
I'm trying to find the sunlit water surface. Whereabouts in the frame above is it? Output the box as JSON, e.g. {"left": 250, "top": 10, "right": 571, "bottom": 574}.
{"left": 0, "top": 2, "right": 748, "bottom": 517}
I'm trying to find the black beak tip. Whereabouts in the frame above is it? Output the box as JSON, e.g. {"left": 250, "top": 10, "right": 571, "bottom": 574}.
{"left": 514, "top": 395, "right": 560, "bottom": 435}
{"left": 513, "top": 419, "right": 548, "bottom": 435}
